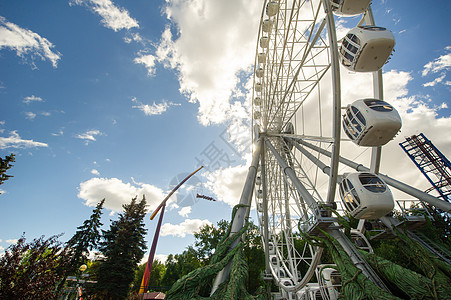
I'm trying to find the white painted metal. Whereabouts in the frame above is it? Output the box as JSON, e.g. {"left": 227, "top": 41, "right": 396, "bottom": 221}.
{"left": 342, "top": 99, "right": 402, "bottom": 146}
{"left": 250, "top": 0, "right": 400, "bottom": 298}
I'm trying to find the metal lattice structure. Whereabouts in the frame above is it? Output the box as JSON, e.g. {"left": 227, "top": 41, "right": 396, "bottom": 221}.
{"left": 400, "top": 133, "right": 451, "bottom": 202}
{"left": 207, "top": 1, "right": 451, "bottom": 299}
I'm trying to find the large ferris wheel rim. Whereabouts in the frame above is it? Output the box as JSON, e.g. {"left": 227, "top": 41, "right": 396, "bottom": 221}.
{"left": 252, "top": 0, "right": 342, "bottom": 201}
{"left": 251, "top": 0, "right": 345, "bottom": 293}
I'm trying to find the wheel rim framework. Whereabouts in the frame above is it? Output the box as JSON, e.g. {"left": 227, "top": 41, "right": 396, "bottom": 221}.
{"left": 252, "top": 0, "right": 383, "bottom": 293}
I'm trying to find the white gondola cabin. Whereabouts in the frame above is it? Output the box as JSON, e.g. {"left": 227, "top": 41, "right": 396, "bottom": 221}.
{"left": 270, "top": 254, "right": 279, "bottom": 267}
{"left": 339, "top": 26, "right": 395, "bottom": 72}
{"left": 256, "top": 67, "right": 264, "bottom": 78}
{"left": 254, "top": 110, "right": 262, "bottom": 120}
{"left": 339, "top": 172, "right": 394, "bottom": 219}
{"left": 254, "top": 97, "right": 262, "bottom": 106}
{"left": 330, "top": 0, "right": 371, "bottom": 16}
{"left": 258, "top": 52, "right": 266, "bottom": 64}
{"left": 275, "top": 268, "right": 286, "bottom": 278}
{"left": 260, "top": 36, "right": 269, "bottom": 48}
{"left": 343, "top": 99, "right": 401, "bottom": 146}
{"left": 266, "top": 1, "right": 279, "bottom": 17}
{"left": 255, "top": 83, "right": 262, "bottom": 93}
{"left": 268, "top": 242, "right": 275, "bottom": 255}
{"left": 262, "top": 19, "right": 273, "bottom": 33}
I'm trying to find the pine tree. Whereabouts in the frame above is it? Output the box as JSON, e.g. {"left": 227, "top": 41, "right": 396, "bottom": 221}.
{"left": 55, "top": 199, "right": 105, "bottom": 295}
{"left": 67, "top": 198, "right": 105, "bottom": 273}
{"left": 0, "top": 153, "right": 15, "bottom": 187}
{"left": 96, "top": 196, "right": 148, "bottom": 299}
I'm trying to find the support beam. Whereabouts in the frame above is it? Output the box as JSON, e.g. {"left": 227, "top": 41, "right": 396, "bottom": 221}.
{"left": 264, "top": 137, "right": 318, "bottom": 209}
{"left": 322, "top": 0, "right": 342, "bottom": 205}
{"left": 292, "top": 138, "right": 451, "bottom": 213}
{"left": 210, "top": 138, "right": 263, "bottom": 295}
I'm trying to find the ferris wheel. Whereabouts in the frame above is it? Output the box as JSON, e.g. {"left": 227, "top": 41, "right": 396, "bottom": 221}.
{"left": 248, "top": 0, "right": 451, "bottom": 298}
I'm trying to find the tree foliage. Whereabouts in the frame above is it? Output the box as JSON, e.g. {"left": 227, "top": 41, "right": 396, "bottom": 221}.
{"left": 161, "top": 247, "right": 202, "bottom": 288}
{"left": 131, "top": 260, "right": 167, "bottom": 293}
{"left": 0, "top": 235, "right": 71, "bottom": 299}
{"left": 158, "top": 218, "right": 265, "bottom": 295}
{"left": 193, "top": 220, "right": 229, "bottom": 264}
{"left": 66, "top": 198, "right": 105, "bottom": 274}
{"left": 96, "top": 196, "right": 148, "bottom": 299}
{"left": 0, "top": 153, "right": 15, "bottom": 187}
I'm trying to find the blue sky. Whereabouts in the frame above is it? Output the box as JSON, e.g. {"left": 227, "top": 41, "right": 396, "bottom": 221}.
{"left": 1, "top": 0, "right": 450, "bottom": 261}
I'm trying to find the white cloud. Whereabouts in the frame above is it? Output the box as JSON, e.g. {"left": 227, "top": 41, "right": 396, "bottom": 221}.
{"left": 52, "top": 129, "right": 64, "bottom": 136}
{"left": 134, "top": 54, "right": 157, "bottom": 76}
{"left": 178, "top": 206, "right": 191, "bottom": 217}
{"left": 78, "top": 177, "right": 165, "bottom": 212}
{"left": 25, "top": 112, "right": 36, "bottom": 120}
{"left": 0, "top": 17, "right": 61, "bottom": 67}
{"left": 23, "top": 95, "right": 43, "bottom": 104}
{"left": 140, "top": 253, "right": 168, "bottom": 265}
{"left": 70, "top": 0, "right": 139, "bottom": 32}
{"left": 141, "top": 0, "right": 262, "bottom": 126}
{"left": 76, "top": 129, "right": 103, "bottom": 144}
{"left": 6, "top": 239, "right": 18, "bottom": 244}
{"left": 204, "top": 164, "right": 248, "bottom": 207}
{"left": 421, "top": 47, "right": 451, "bottom": 88}
{"left": 423, "top": 73, "right": 446, "bottom": 87}
{"left": 0, "top": 131, "right": 48, "bottom": 149}
{"left": 132, "top": 98, "right": 180, "bottom": 116}
{"left": 124, "top": 32, "right": 143, "bottom": 44}
{"left": 91, "top": 169, "right": 100, "bottom": 176}
{"left": 154, "top": 254, "right": 168, "bottom": 263}
{"left": 161, "top": 219, "right": 212, "bottom": 238}
{"left": 422, "top": 49, "right": 451, "bottom": 76}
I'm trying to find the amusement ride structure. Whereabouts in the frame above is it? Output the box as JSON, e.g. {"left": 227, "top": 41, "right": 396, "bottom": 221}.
{"left": 212, "top": 0, "right": 451, "bottom": 299}
{"left": 144, "top": 1, "right": 451, "bottom": 299}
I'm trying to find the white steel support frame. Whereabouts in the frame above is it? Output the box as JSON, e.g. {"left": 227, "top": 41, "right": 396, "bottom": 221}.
{"left": 246, "top": 0, "right": 432, "bottom": 298}
{"left": 251, "top": 0, "right": 345, "bottom": 293}
{"left": 210, "top": 138, "right": 263, "bottom": 295}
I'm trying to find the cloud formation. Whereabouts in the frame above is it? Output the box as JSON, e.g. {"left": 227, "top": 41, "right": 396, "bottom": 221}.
{"left": 422, "top": 46, "right": 451, "bottom": 87}
{"left": 178, "top": 206, "right": 191, "bottom": 217}
{"left": 70, "top": 0, "right": 139, "bottom": 32}
{"left": 25, "top": 112, "right": 37, "bottom": 120}
{"left": 161, "top": 218, "right": 212, "bottom": 238}
{"left": 76, "top": 129, "right": 103, "bottom": 144}
{"left": 137, "top": 0, "right": 262, "bottom": 126}
{"left": 0, "top": 131, "right": 48, "bottom": 149}
{"left": 422, "top": 46, "right": 451, "bottom": 76}
{"left": 131, "top": 97, "right": 180, "bottom": 116}
{"left": 23, "top": 95, "right": 44, "bottom": 104}
{"left": 204, "top": 164, "right": 248, "bottom": 207}
{"left": 78, "top": 177, "right": 165, "bottom": 212}
{"left": 0, "top": 16, "right": 61, "bottom": 67}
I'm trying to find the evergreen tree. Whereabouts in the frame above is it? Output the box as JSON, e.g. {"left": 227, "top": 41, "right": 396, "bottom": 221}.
{"left": 67, "top": 198, "right": 105, "bottom": 273}
{"left": 0, "top": 153, "right": 15, "bottom": 187}
{"left": 96, "top": 196, "right": 148, "bottom": 299}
